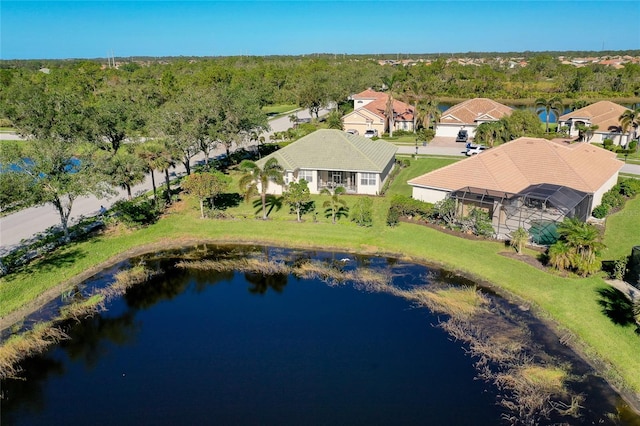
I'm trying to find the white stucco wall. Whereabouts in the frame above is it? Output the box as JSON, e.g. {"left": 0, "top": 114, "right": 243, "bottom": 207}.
{"left": 591, "top": 172, "right": 620, "bottom": 211}
{"left": 356, "top": 172, "right": 379, "bottom": 195}
{"left": 411, "top": 186, "right": 450, "bottom": 204}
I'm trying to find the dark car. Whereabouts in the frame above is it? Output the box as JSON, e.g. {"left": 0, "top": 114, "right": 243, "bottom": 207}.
{"left": 456, "top": 129, "right": 468, "bottom": 143}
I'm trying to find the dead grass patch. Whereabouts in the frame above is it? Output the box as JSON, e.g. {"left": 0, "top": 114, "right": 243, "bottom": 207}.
{"left": 0, "top": 322, "right": 69, "bottom": 379}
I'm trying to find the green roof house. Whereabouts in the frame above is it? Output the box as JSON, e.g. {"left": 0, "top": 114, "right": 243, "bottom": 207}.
{"left": 256, "top": 129, "right": 398, "bottom": 195}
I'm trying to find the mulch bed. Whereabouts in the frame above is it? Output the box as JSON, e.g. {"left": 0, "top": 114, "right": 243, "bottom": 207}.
{"left": 400, "top": 217, "right": 553, "bottom": 272}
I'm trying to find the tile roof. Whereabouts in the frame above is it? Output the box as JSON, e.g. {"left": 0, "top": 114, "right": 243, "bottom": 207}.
{"left": 439, "top": 98, "right": 514, "bottom": 125}
{"left": 558, "top": 101, "right": 631, "bottom": 131}
{"left": 363, "top": 96, "right": 415, "bottom": 122}
{"left": 352, "top": 89, "right": 387, "bottom": 101}
{"left": 408, "top": 137, "right": 623, "bottom": 194}
{"left": 256, "top": 129, "right": 398, "bottom": 173}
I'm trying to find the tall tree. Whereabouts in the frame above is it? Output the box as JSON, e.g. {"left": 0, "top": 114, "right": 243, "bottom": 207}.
{"left": 238, "top": 158, "right": 284, "bottom": 220}
{"left": 381, "top": 75, "right": 399, "bottom": 137}
{"left": 535, "top": 96, "right": 564, "bottom": 133}
{"left": 5, "top": 139, "right": 112, "bottom": 242}
{"left": 101, "top": 146, "right": 146, "bottom": 199}
{"left": 135, "top": 141, "right": 165, "bottom": 204}
{"left": 283, "top": 179, "right": 311, "bottom": 222}
{"left": 182, "top": 171, "right": 230, "bottom": 219}
{"left": 88, "top": 90, "right": 145, "bottom": 153}
{"left": 620, "top": 108, "right": 640, "bottom": 148}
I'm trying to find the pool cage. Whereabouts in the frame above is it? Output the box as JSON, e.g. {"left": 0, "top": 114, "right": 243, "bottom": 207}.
{"left": 450, "top": 184, "right": 593, "bottom": 245}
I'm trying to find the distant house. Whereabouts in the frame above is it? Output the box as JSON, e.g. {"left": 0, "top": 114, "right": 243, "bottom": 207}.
{"left": 408, "top": 137, "right": 623, "bottom": 241}
{"left": 435, "top": 98, "right": 514, "bottom": 139}
{"left": 558, "top": 101, "right": 632, "bottom": 146}
{"left": 342, "top": 89, "right": 414, "bottom": 136}
{"left": 256, "top": 129, "right": 398, "bottom": 195}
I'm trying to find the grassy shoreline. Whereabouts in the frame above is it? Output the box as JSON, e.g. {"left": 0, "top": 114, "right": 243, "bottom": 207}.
{"left": 2, "top": 210, "right": 640, "bottom": 405}
{"left": 1, "top": 154, "right": 639, "bottom": 411}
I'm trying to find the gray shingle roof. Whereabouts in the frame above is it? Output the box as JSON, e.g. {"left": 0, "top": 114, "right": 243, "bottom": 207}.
{"left": 257, "top": 129, "right": 398, "bottom": 173}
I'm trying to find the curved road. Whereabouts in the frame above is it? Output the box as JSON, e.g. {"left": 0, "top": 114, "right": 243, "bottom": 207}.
{"left": 0, "top": 107, "right": 331, "bottom": 254}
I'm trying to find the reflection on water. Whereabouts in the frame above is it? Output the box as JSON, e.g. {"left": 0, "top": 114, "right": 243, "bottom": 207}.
{"left": 1, "top": 245, "right": 638, "bottom": 425}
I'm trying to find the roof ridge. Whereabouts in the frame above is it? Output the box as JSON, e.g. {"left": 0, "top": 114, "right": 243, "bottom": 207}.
{"left": 341, "top": 131, "right": 384, "bottom": 171}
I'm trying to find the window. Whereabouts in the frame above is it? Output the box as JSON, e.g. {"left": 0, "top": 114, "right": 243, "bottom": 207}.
{"left": 298, "top": 170, "right": 313, "bottom": 183}
{"left": 360, "top": 173, "right": 376, "bottom": 186}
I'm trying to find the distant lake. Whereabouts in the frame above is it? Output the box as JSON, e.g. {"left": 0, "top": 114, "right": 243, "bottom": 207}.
{"left": 2, "top": 245, "right": 636, "bottom": 425}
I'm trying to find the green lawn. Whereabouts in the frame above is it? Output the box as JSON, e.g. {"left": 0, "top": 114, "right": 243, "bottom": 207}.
{"left": 262, "top": 104, "right": 298, "bottom": 115}
{"left": 388, "top": 157, "right": 459, "bottom": 197}
{"left": 603, "top": 195, "right": 640, "bottom": 259}
{"left": 2, "top": 159, "right": 640, "bottom": 398}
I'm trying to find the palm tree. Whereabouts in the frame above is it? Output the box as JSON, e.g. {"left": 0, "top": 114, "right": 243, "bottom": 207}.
{"left": 510, "top": 227, "right": 529, "bottom": 255}
{"left": 105, "top": 148, "right": 146, "bottom": 200}
{"left": 238, "top": 158, "right": 284, "bottom": 220}
{"left": 535, "top": 96, "right": 564, "bottom": 133}
{"left": 474, "top": 121, "right": 505, "bottom": 147}
{"left": 320, "top": 186, "right": 348, "bottom": 224}
{"left": 153, "top": 139, "right": 179, "bottom": 204}
{"left": 381, "top": 75, "right": 399, "bottom": 137}
{"left": 620, "top": 108, "right": 640, "bottom": 148}
{"left": 415, "top": 98, "right": 440, "bottom": 131}
{"left": 548, "top": 240, "right": 573, "bottom": 271}
{"left": 553, "top": 217, "right": 605, "bottom": 276}
{"left": 136, "top": 141, "right": 164, "bottom": 204}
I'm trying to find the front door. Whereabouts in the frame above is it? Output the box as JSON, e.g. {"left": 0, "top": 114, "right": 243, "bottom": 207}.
{"left": 332, "top": 171, "right": 343, "bottom": 186}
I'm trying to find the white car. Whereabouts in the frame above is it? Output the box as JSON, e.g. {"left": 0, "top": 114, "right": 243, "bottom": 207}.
{"left": 364, "top": 129, "right": 378, "bottom": 138}
{"left": 465, "top": 143, "right": 488, "bottom": 156}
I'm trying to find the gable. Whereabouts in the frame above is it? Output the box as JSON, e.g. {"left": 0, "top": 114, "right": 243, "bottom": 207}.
{"left": 439, "top": 98, "right": 513, "bottom": 125}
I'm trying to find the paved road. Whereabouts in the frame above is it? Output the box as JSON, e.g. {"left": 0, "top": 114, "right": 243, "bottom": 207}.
{"left": 0, "top": 107, "right": 332, "bottom": 254}
{"left": 2, "top": 120, "right": 639, "bottom": 254}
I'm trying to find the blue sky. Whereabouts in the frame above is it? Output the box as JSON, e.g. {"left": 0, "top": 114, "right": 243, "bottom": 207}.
{"left": 1, "top": 1, "right": 638, "bottom": 59}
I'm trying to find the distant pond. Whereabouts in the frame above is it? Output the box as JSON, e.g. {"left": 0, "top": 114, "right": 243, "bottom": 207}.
{"left": 2, "top": 245, "right": 638, "bottom": 425}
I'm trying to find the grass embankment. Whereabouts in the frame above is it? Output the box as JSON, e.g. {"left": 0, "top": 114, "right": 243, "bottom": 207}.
{"left": 262, "top": 104, "right": 299, "bottom": 116}
{"left": 1, "top": 158, "right": 639, "bottom": 400}
{"left": 603, "top": 195, "right": 640, "bottom": 259}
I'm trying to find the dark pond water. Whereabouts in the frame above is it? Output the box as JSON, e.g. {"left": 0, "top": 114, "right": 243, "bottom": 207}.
{"left": 1, "top": 246, "right": 637, "bottom": 425}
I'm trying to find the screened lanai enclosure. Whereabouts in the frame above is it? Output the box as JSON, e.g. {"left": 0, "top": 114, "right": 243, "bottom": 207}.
{"left": 450, "top": 184, "right": 593, "bottom": 245}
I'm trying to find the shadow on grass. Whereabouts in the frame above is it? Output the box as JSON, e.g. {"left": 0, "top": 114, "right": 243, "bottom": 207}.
{"left": 4, "top": 248, "right": 87, "bottom": 283}
{"left": 214, "top": 193, "right": 243, "bottom": 210}
{"left": 252, "top": 195, "right": 283, "bottom": 217}
{"left": 596, "top": 286, "right": 640, "bottom": 333}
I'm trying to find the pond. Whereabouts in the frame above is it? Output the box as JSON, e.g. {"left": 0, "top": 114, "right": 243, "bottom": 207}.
{"left": 2, "top": 245, "right": 637, "bottom": 425}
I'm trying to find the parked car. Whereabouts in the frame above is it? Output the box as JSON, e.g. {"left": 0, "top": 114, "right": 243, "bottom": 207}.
{"left": 346, "top": 129, "right": 359, "bottom": 135}
{"left": 364, "top": 129, "right": 378, "bottom": 138}
{"left": 465, "top": 143, "right": 488, "bottom": 156}
{"left": 456, "top": 129, "right": 468, "bottom": 143}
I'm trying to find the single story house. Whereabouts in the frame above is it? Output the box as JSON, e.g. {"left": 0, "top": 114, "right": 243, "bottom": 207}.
{"left": 408, "top": 137, "right": 623, "bottom": 241}
{"left": 342, "top": 89, "right": 414, "bottom": 136}
{"left": 256, "top": 129, "right": 398, "bottom": 195}
{"left": 435, "top": 98, "right": 514, "bottom": 138}
{"left": 558, "top": 100, "right": 632, "bottom": 146}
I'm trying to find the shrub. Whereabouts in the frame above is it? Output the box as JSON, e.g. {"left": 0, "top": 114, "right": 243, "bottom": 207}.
{"left": 628, "top": 140, "right": 638, "bottom": 151}
{"left": 110, "top": 199, "right": 160, "bottom": 229}
{"left": 389, "top": 195, "right": 433, "bottom": 218}
{"left": 602, "top": 138, "right": 614, "bottom": 149}
{"left": 612, "top": 256, "right": 629, "bottom": 281}
{"left": 386, "top": 206, "right": 400, "bottom": 227}
{"left": 350, "top": 197, "right": 373, "bottom": 227}
{"left": 601, "top": 190, "right": 625, "bottom": 209}
{"left": 618, "top": 179, "right": 640, "bottom": 197}
{"left": 591, "top": 204, "right": 609, "bottom": 219}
